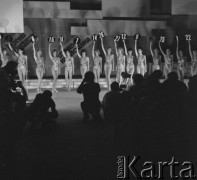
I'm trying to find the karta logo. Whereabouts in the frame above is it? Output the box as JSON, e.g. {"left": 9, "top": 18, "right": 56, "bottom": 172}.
{"left": 117, "top": 156, "right": 196, "bottom": 179}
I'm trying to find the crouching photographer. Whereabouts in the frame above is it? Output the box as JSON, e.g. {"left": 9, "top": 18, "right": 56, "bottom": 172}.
{"left": 28, "top": 90, "right": 58, "bottom": 128}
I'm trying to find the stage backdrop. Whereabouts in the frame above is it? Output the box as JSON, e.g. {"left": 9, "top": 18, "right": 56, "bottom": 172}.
{"left": 1, "top": 0, "right": 197, "bottom": 78}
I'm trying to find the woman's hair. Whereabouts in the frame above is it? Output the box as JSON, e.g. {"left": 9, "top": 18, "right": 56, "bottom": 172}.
{"left": 138, "top": 46, "right": 143, "bottom": 51}
{"left": 52, "top": 49, "right": 57, "bottom": 57}
{"left": 95, "top": 49, "right": 100, "bottom": 55}
{"left": 81, "top": 49, "right": 87, "bottom": 55}
{"left": 18, "top": 48, "right": 25, "bottom": 54}
{"left": 128, "top": 48, "right": 133, "bottom": 52}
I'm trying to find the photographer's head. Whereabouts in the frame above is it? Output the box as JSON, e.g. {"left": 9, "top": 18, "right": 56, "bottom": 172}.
{"left": 133, "top": 74, "right": 144, "bottom": 86}
{"left": 5, "top": 61, "right": 18, "bottom": 77}
{"left": 167, "top": 71, "right": 178, "bottom": 80}
{"left": 84, "top": 71, "right": 95, "bottom": 83}
{"left": 43, "top": 90, "right": 52, "bottom": 98}
{"left": 110, "top": 81, "right": 120, "bottom": 91}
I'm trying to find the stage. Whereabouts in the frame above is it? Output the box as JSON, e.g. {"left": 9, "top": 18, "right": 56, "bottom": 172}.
{"left": 25, "top": 78, "right": 190, "bottom": 93}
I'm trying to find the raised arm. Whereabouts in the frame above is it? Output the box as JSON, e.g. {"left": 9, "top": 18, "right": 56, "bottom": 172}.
{"left": 134, "top": 39, "right": 138, "bottom": 57}
{"left": 176, "top": 37, "right": 180, "bottom": 60}
{"left": 114, "top": 41, "right": 118, "bottom": 56}
{"left": 100, "top": 38, "right": 106, "bottom": 56}
{"left": 48, "top": 43, "right": 53, "bottom": 60}
{"left": 8, "top": 42, "right": 18, "bottom": 57}
{"left": 123, "top": 39, "right": 128, "bottom": 56}
{"left": 158, "top": 41, "right": 166, "bottom": 57}
{"left": 32, "top": 42, "right": 37, "bottom": 61}
{"left": 60, "top": 42, "right": 66, "bottom": 58}
{"left": 188, "top": 40, "right": 193, "bottom": 61}
{"left": 75, "top": 44, "right": 81, "bottom": 59}
{"left": 72, "top": 57, "right": 75, "bottom": 74}
{"left": 150, "top": 40, "right": 154, "bottom": 57}
{"left": 92, "top": 41, "right": 95, "bottom": 59}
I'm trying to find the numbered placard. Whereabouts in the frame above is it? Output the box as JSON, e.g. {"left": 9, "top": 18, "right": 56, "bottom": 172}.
{"left": 160, "top": 36, "right": 165, "bottom": 43}
{"left": 73, "top": 37, "right": 81, "bottom": 44}
{"left": 59, "top": 36, "right": 64, "bottom": 43}
{"left": 134, "top": 33, "right": 141, "bottom": 40}
{"left": 185, "top": 34, "right": 191, "bottom": 41}
{"left": 99, "top": 31, "right": 105, "bottom": 39}
{"left": 48, "top": 36, "right": 55, "bottom": 43}
{"left": 92, "top": 34, "right": 98, "bottom": 41}
{"left": 114, "top": 35, "right": 121, "bottom": 42}
{"left": 121, "top": 33, "right": 127, "bottom": 40}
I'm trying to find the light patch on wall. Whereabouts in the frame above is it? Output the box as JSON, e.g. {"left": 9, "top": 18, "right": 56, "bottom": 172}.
{"left": 0, "top": 0, "right": 24, "bottom": 33}
{"left": 172, "top": 0, "right": 197, "bottom": 15}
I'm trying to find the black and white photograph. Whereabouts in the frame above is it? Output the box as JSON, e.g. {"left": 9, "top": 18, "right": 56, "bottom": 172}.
{"left": 0, "top": 0, "right": 197, "bottom": 179}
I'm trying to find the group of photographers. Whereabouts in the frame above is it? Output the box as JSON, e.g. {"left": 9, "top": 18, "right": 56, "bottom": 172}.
{"left": 0, "top": 61, "right": 58, "bottom": 169}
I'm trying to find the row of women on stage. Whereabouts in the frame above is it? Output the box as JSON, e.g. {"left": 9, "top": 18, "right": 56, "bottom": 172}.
{"left": 1, "top": 35, "right": 197, "bottom": 92}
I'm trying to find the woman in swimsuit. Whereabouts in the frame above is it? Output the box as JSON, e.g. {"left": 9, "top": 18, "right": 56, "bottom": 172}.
{"left": 188, "top": 40, "right": 197, "bottom": 76}
{"left": 49, "top": 43, "right": 60, "bottom": 92}
{"left": 0, "top": 35, "right": 9, "bottom": 67}
{"left": 176, "top": 36, "right": 186, "bottom": 82}
{"left": 76, "top": 44, "right": 89, "bottom": 79}
{"left": 135, "top": 37, "right": 147, "bottom": 76}
{"left": 123, "top": 39, "right": 135, "bottom": 85}
{"left": 60, "top": 42, "right": 74, "bottom": 91}
{"left": 32, "top": 40, "right": 45, "bottom": 93}
{"left": 150, "top": 39, "right": 161, "bottom": 72}
{"left": 101, "top": 37, "right": 114, "bottom": 90}
{"left": 159, "top": 41, "right": 173, "bottom": 79}
{"left": 92, "top": 41, "right": 102, "bottom": 83}
{"left": 114, "top": 40, "right": 125, "bottom": 84}
{"left": 9, "top": 43, "right": 27, "bottom": 86}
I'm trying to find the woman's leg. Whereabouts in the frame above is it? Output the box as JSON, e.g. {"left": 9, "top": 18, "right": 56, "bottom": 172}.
{"left": 164, "top": 66, "right": 167, "bottom": 79}
{"left": 80, "top": 66, "right": 87, "bottom": 79}
{"left": 97, "top": 67, "right": 101, "bottom": 83}
{"left": 140, "top": 65, "right": 145, "bottom": 76}
{"left": 21, "top": 68, "right": 26, "bottom": 85}
{"left": 116, "top": 69, "right": 120, "bottom": 83}
{"left": 18, "top": 68, "right": 23, "bottom": 83}
{"left": 105, "top": 64, "right": 112, "bottom": 90}
{"left": 65, "top": 68, "right": 69, "bottom": 91}
{"left": 93, "top": 67, "right": 98, "bottom": 83}
{"left": 36, "top": 68, "right": 42, "bottom": 92}
{"left": 68, "top": 68, "right": 73, "bottom": 91}
{"left": 51, "top": 67, "right": 56, "bottom": 91}
{"left": 137, "top": 65, "right": 140, "bottom": 74}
